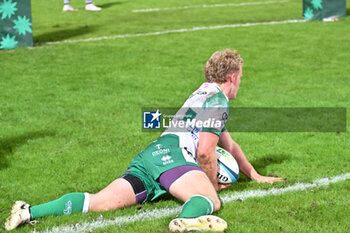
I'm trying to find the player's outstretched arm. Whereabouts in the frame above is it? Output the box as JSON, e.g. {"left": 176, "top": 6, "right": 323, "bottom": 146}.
{"left": 218, "top": 131, "right": 283, "bottom": 184}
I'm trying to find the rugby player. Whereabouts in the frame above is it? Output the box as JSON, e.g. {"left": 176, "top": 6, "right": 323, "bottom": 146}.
{"left": 4, "top": 49, "right": 282, "bottom": 232}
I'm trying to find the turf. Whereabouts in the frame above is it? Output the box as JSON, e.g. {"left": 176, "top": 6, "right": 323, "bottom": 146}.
{"left": 0, "top": 0, "right": 350, "bottom": 232}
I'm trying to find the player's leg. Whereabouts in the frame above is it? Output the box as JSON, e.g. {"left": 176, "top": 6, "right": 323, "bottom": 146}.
{"left": 4, "top": 192, "right": 91, "bottom": 231}
{"left": 89, "top": 174, "right": 145, "bottom": 211}
{"left": 30, "top": 176, "right": 139, "bottom": 218}
{"left": 160, "top": 166, "right": 220, "bottom": 212}
{"left": 85, "top": 0, "right": 101, "bottom": 11}
{"left": 167, "top": 170, "right": 220, "bottom": 211}
{"left": 4, "top": 174, "right": 144, "bottom": 231}
{"left": 63, "top": 0, "right": 77, "bottom": 11}
{"left": 159, "top": 166, "right": 227, "bottom": 232}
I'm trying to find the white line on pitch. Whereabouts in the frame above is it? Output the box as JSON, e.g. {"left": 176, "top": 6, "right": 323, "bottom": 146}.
{"left": 133, "top": 0, "right": 288, "bottom": 13}
{"left": 42, "top": 19, "right": 306, "bottom": 46}
{"left": 33, "top": 173, "right": 350, "bottom": 233}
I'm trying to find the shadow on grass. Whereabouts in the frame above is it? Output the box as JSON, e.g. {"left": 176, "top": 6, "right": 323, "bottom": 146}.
{"left": 0, "top": 131, "right": 55, "bottom": 170}
{"left": 33, "top": 25, "right": 97, "bottom": 44}
{"left": 98, "top": 1, "right": 125, "bottom": 9}
{"left": 347, "top": 8, "right": 350, "bottom": 16}
{"left": 251, "top": 153, "right": 290, "bottom": 174}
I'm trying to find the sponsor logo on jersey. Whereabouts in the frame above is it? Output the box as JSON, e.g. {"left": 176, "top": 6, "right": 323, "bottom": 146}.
{"left": 161, "top": 155, "right": 174, "bottom": 165}
{"left": 143, "top": 110, "right": 161, "bottom": 129}
{"left": 152, "top": 144, "right": 170, "bottom": 156}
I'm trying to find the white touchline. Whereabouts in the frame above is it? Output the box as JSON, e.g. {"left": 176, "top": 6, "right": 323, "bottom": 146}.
{"left": 33, "top": 173, "right": 350, "bottom": 233}
{"left": 132, "top": 0, "right": 289, "bottom": 13}
{"left": 221, "top": 173, "right": 350, "bottom": 202}
{"left": 42, "top": 19, "right": 306, "bottom": 46}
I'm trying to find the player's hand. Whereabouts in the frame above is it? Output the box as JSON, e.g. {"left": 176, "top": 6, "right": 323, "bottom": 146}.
{"left": 218, "top": 184, "right": 231, "bottom": 191}
{"left": 254, "top": 175, "right": 283, "bottom": 184}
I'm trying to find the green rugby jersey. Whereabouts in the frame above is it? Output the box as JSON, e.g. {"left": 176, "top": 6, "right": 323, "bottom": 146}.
{"left": 162, "top": 82, "right": 229, "bottom": 162}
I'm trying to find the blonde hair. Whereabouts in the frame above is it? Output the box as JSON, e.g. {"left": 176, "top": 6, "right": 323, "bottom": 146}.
{"left": 204, "top": 49, "right": 243, "bottom": 83}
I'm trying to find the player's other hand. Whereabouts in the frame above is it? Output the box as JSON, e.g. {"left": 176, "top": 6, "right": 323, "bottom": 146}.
{"left": 218, "top": 184, "right": 231, "bottom": 191}
{"left": 254, "top": 175, "right": 283, "bottom": 184}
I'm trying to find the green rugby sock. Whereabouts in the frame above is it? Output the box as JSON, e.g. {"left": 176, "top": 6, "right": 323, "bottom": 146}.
{"left": 30, "top": 193, "right": 89, "bottom": 220}
{"left": 179, "top": 195, "right": 215, "bottom": 218}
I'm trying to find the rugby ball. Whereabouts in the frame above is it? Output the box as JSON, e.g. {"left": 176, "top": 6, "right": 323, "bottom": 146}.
{"left": 216, "top": 147, "right": 239, "bottom": 184}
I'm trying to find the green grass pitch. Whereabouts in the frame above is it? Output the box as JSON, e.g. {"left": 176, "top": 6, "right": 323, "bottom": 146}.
{"left": 1, "top": 0, "right": 350, "bottom": 232}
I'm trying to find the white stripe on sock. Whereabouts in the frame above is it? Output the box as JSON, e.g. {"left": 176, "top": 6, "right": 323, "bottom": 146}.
{"left": 82, "top": 193, "right": 90, "bottom": 213}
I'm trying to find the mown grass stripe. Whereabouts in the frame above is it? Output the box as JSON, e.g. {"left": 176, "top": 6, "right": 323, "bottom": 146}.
{"left": 33, "top": 173, "right": 350, "bottom": 233}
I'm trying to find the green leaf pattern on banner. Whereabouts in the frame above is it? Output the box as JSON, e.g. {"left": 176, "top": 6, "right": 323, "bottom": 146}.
{"left": 304, "top": 0, "right": 346, "bottom": 20}
{"left": 0, "top": 0, "right": 32, "bottom": 50}
{"left": 0, "top": 0, "right": 17, "bottom": 19}
{"left": 13, "top": 15, "right": 32, "bottom": 35}
{"left": 0, "top": 33, "right": 17, "bottom": 49}
{"left": 311, "top": 0, "right": 323, "bottom": 10}
{"left": 304, "top": 7, "right": 314, "bottom": 20}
